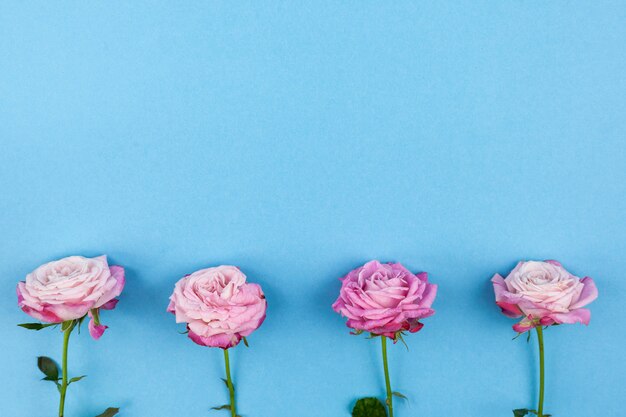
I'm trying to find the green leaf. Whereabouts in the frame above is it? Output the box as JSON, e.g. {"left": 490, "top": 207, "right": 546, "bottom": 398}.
{"left": 392, "top": 391, "right": 408, "bottom": 401}
{"left": 242, "top": 336, "right": 249, "bottom": 347}
{"left": 352, "top": 397, "right": 387, "bottom": 417}
{"left": 69, "top": 375, "right": 87, "bottom": 384}
{"left": 513, "top": 409, "right": 530, "bottom": 417}
{"left": 37, "top": 357, "right": 59, "bottom": 381}
{"left": 95, "top": 407, "right": 120, "bottom": 417}
{"left": 211, "top": 404, "right": 231, "bottom": 411}
{"left": 18, "top": 322, "right": 57, "bottom": 331}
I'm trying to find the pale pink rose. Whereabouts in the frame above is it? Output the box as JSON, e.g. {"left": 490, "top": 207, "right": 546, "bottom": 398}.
{"left": 167, "top": 265, "right": 267, "bottom": 349}
{"left": 17, "top": 255, "right": 125, "bottom": 339}
{"left": 492, "top": 260, "right": 598, "bottom": 333}
{"left": 332, "top": 260, "right": 437, "bottom": 339}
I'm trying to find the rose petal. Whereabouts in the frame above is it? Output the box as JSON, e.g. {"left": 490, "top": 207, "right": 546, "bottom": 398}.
{"left": 550, "top": 308, "right": 591, "bottom": 325}
{"left": 94, "top": 265, "right": 125, "bottom": 308}
{"left": 492, "top": 274, "right": 523, "bottom": 317}
{"left": 512, "top": 318, "right": 537, "bottom": 333}
{"left": 88, "top": 318, "right": 108, "bottom": 340}
{"left": 100, "top": 299, "right": 119, "bottom": 310}
{"left": 188, "top": 327, "right": 241, "bottom": 349}
{"left": 569, "top": 277, "right": 598, "bottom": 309}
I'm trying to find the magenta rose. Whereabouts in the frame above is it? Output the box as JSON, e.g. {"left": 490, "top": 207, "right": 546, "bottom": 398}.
{"left": 16, "top": 255, "right": 125, "bottom": 340}
{"left": 332, "top": 260, "right": 437, "bottom": 339}
{"left": 492, "top": 260, "right": 598, "bottom": 333}
{"left": 167, "top": 265, "right": 267, "bottom": 349}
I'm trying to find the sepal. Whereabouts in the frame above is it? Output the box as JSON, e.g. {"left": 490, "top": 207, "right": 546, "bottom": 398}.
{"left": 211, "top": 404, "right": 242, "bottom": 417}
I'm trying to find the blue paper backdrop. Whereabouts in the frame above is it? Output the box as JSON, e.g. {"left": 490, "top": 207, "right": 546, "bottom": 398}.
{"left": 1, "top": 2, "right": 625, "bottom": 417}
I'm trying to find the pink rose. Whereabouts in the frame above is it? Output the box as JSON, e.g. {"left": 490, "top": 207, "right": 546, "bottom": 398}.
{"left": 332, "top": 260, "right": 437, "bottom": 339}
{"left": 17, "top": 255, "right": 125, "bottom": 339}
{"left": 492, "top": 260, "right": 598, "bottom": 333}
{"left": 167, "top": 265, "right": 267, "bottom": 349}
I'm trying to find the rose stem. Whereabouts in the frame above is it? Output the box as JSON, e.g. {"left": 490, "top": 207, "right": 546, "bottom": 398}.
{"left": 381, "top": 336, "right": 394, "bottom": 417}
{"left": 58, "top": 322, "right": 73, "bottom": 417}
{"left": 535, "top": 326, "right": 545, "bottom": 417}
{"left": 223, "top": 348, "right": 236, "bottom": 417}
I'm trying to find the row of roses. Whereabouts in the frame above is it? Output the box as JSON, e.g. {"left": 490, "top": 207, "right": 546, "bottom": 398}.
{"left": 16, "top": 256, "right": 598, "bottom": 417}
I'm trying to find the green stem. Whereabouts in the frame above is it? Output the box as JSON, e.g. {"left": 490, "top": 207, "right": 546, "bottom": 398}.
{"left": 536, "top": 326, "right": 545, "bottom": 417}
{"left": 59, "top": 323, "right": 73, "bottom": 417}
{"left": 223, "top": 348, "right": 236, "bottom": 417}
{"left": 381, "top": 336, "right": 394, "bottom": 417}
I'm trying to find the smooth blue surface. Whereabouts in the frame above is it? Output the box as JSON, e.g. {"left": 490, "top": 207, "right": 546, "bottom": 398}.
{"left": 1, "top": 2, "right": 625, "bottom": 416}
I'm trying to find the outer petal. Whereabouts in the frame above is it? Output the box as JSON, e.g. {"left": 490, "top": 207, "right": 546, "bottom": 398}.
{"left": 17, "top": 283, "right": 63, "bottom": 323}
{"left": 569, "top": 277, "right": 598, "bottom": 309}
{"left": 87, "top": 308, "right": 111, "bottom": 340}
{"left": 408, "top": 321, "right": 425, "bottom": 333}
{"left": 512, "top": 318, "right": 537, "bottom": 333}
{"left": 492, "top": 274, "right": 523, "bottom": 318}
{"left": 48, "top": 303, "right": 93, "bottom": 322}
{"left": 188, "top": 328, "right": 241, "bottom": 349}
{"left": 406, "top": 307, "right": 435, "bottom": 320}
{"left": 419, "top": 283, "right": 437, "bottom": 309}
{"left": 166, "top": 298, "right": 176, "bottom": 314}
{"left": 550, "top": 308, "right": 591, "bottom": 325}
{"left": 331, "top": 297, "right": 344, "bottom": 313}
{"left": 100, "top": 299, "right": 119, "bottom": 310}
{"left": 88, "top": 319, "right": 108, "bottom": 340}
{"left": 94, "top": 265, "right": 125, "bottom": 308}
{"left": 415, "top": 272, "right": 429, "bottom": 282}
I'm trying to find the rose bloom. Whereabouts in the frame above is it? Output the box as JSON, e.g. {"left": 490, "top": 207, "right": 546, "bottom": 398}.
{"left": 167, "top": 265, "right": 267, "bottom": 349}
{"left": 17, "top": 255, "right": 125, "bottom": 339}
{"left": 332, "top": 260, "right": 437, "bottom": 339}
{"left": 492, "top": 260, "right": 598, "bottom": 333}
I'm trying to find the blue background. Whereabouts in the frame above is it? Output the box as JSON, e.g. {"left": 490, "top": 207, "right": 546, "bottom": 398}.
{"left": 1, "top": 2, "right": 625, "bottom": 416}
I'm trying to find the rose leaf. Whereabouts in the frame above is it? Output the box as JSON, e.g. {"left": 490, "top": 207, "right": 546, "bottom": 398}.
{"left": 18, "top": 323, "right": 57, "bottom": 331}
{"left": 352, "top": 397, "right": 387, "bottom": 417}
{"left": 69, "top": 375, "right": 87, "bottom": 384}
{"left": 95, "top": 407, "right": 119, "bottom": 417}
{"left": 37, "top": 356, "right": 59, "bottom": 381}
